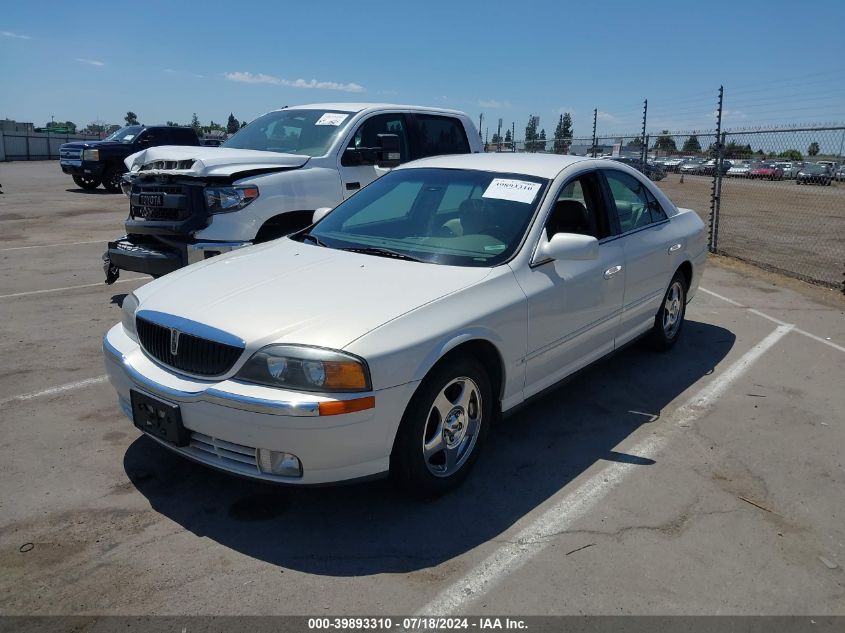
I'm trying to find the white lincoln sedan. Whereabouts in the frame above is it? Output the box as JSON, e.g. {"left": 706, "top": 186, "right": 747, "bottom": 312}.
{"left": 104, "top": 153, "right": 706, "bottom": 495}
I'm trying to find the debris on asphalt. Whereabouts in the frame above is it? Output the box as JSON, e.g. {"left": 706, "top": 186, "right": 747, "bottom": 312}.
{"left": 818, "top": 556, "right": 838, "bottom": 570}
{"left": 19, "top": 543, "right": 34, "bottom": 553}
{"left": 565, "top": 543, "right": 596, "bottom": 556}
{"left": 738, "top": 496, "right": 777, "bottom": 515}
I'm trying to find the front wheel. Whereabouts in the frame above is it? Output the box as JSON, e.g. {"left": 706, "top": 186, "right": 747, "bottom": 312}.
{"left": 390, "top": 357, "right": 491, "bottom": 497}
{"left": 650, "top": 272, "right": 687, "bottom": 351}
{"left": 72, "top": 175, "right": 101, "bottom": 190}
{"left": 102, "top": 167, "right": 125, "bottom": 193}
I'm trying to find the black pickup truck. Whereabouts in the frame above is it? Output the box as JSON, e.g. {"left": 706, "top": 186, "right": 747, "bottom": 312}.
{"left": 59, "top": 125, "right": 199, "bottom": 192}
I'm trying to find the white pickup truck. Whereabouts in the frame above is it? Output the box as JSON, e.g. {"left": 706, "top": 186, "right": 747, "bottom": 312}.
{"left": 103, "top": 103, "right": 482, "bottom": 282}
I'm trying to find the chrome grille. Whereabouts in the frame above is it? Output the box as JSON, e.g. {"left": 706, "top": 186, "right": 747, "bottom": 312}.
{"left": 136, "top": 316, "right": 243, "bottom": 377}
{"left": 189, "top": 432, "right": 258, "bottom": 472}
{"left": 60, "top": 148, "right": 82, "bottom": 160}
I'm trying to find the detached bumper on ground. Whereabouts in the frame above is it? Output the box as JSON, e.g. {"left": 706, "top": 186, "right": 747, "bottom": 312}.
{"left": 103, "top": 324, "right": 416, "bottom": 485}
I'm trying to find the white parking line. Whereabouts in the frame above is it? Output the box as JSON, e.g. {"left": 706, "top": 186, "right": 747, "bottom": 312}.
{"left": 417, "top": 324, "right": 793, "bottom": 616}
{"left": 0, "top": 277, "right": 146, "bottom": 299}
{"left": 0, "top": 375, "right": 109, "bottom": 407}
{"left": 0, "top": 239, "right": 104, "bottom": 252}
{"left": 700, "top": 287, "right": 845, "bottom": 354}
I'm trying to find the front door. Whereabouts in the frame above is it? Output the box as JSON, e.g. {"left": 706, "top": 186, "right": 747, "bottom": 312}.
{"left": 338, "top": 113, "right": 409, "bottom": 199}
{"left": 517, "top": 171, "right": 625, "bottom": 398}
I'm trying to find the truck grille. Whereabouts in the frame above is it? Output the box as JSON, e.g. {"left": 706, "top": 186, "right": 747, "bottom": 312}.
{"left": 136, "top": 316, "right": 243, "bottom": 377}
{"left": 60, "top": 148, "right": 82, "bottom": 160}
{"left": 130, "top": 183, "right": 192, "bottom": 221}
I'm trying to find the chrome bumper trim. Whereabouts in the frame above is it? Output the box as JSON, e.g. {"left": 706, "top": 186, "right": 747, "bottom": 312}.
{"left": 104, "top": 335, "right": 319, "bottom": 417}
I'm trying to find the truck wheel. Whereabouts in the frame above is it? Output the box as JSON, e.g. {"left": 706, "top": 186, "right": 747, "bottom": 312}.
{"left": 102, "top": 167, "right": 125, "bottom": 193}
{"left": 72, "top": 175, "right": 101, "bottom": 190}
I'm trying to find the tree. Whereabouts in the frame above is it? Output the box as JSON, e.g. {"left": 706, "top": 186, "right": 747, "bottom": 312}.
{"left": 241, "top": 120, "right": 248, "bottom": 128}
{"left": 682, "top": 134, "right": 702, "bottom": 153}
{"left": 504, "top": 129, "right": 512, "bottom": 144}
{"left": 626, "top": 137, "right": 643, "bottom": 149}
{"left": 538, "top": 128, "right": 546, "bottom": 151}
{"left": 552, "top": 112, "right": 573, "bottom": 154}
{"left": 491, "top": 132, "right": 502, "bottom": 144}
{"left": 808, "top": 142, "right": 820, "bottom": 156}
{"left": 191, "top": 112, "right": 202, "bottom": 136}
{"left": 724, "top": 141, "right": 753, "bottom": 159}
{"left": 524, "top": 115, "right": 540, "bottom": 152}
{"left": 226, "top": 113, "right": 240, "bottom": 134}
{"left": 654, "top": 130, "right": 677, "bottom": 153}
{"left": 166, "top": 120, "right": 180, "bottom": 126}
{"left": 84, "top": 120, "right": 107, "bottom": 135}
{"left": 125, "top": 111, "right": 139, "bottom": 125}
{"left": 778, "top": 149, "right": 803, "bottom": 161}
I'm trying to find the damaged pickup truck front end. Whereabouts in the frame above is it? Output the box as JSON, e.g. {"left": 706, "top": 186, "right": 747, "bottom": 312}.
{"left": 103, "top": 147, "right": 309, "bottom": 283}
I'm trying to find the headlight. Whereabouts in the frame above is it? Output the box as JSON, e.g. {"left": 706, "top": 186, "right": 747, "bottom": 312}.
{"left": 204, "top": 185, "right": 259, "bottom": 214}
{"left": 235, "top": 345, "right": 371, "bottom": 393}
{"left": 121, "top": 293, "right": 139, "bottom": 342}
{"left": 82, "top": 149, "right": 100, "bottom": 161}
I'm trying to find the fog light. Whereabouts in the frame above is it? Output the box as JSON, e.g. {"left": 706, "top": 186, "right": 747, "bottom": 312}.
{"left": 257, "top": 449, "right": 303, "bottom": 477}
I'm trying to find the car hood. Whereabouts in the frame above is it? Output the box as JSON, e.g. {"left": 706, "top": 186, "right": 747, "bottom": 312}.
{"left": 124, "top": 145, "right": 311, "bottom": 177}
{"left": 60, "top": 140, "right": 124, "bottom": 150}
{"left": 133, "top": 238, "right": 493, "bottom": 352}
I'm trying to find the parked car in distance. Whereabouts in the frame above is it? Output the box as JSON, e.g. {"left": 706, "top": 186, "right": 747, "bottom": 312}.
{"left": 699, "top": 159, "right": 733, "bottom": 176}
{"left": 775, "top": 161, "right": 802, "bottom": 178}
{"left": 816, "top": 160, "right": 839, "bottom": 173}
{"left": 104, "top": 153, "right": 706, "bottom": 495}
{"left": 680, "top": 159, "right": 706, "bottom": 175}
{"left": 609, "top": 156, "right": 666, "bottom": 181}
{"left": 199, "top": 138, "right": 225, "bottom": 147}
{"left": 59, "top": 125, "right": 200, "bottom": 192}
{"left": 748, "top": 162, "right": 784, "bottom": 180}
{"left": 726, "top": 162, "right": 751, "bottom": 178}
{"left": 662, "top": 157, "right": 687, "bottom": 173}
{"left": 796, "top": 163, "right": 833, "bottom": 185}
{"left": 104, "top": 103, "right": 482, "bottom": 283}
{"left": 835, "top": 165, "right": 845, "bottom": 182}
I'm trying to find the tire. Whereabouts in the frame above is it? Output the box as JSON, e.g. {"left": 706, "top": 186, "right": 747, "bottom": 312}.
{"left": 390, "top": 356, "right": 492, "bottom": 497}
{"left": 102, "top": 167, "right": 125, "bottom": 193}
{"left": 72, "top": 175, "right": 101, "bottom": 190}
{"left": 650, "top": 271, "right": 687, "bottom": 351}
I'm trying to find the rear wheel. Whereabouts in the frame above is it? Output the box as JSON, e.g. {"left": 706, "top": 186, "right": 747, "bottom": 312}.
{"left": 72, "top": 175, "right": 101, "bottom": 190}
{"left": 650, "top": 271, "right": 687, "bottom": 351}
{"left": 390, "top": 357, "right": 491, "bottom": 497}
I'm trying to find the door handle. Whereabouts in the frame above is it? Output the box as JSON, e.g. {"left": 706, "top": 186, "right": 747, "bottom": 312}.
{"left": 345, "top": 182, "right": 361, "bottom": 191}
{"left": 668, "top": 243, "right": 682, "bottom": 253}
{"left": 604, "top": 265, "right": 622, "bottom": 279}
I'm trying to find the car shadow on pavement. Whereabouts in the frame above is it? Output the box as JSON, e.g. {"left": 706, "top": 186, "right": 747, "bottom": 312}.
{"left": 65, "top": 188, "right": 119, "bottom": 195}
{"left": 123, "top": 319, "right": 735, "bottom": 576}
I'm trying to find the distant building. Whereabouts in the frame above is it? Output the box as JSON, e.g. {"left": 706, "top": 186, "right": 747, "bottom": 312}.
{"left": 1, "top": 119, "right": 35, "bottom": 133}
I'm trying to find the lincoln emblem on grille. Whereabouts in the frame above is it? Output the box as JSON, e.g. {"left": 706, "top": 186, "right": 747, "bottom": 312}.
{"left": 169, "top": 328, "right": 180, "bottom": 356}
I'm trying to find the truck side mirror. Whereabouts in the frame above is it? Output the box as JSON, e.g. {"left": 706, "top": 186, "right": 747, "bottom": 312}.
{"left": 377, "top": 134, "right": 401, "bottom": 168}
{"left": 312, "top": 207, "right": 332, "bottom": 224}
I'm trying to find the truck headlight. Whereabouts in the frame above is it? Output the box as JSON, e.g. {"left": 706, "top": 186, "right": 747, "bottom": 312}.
{"left": 235, "top": 345, "right": 371, "bottom": 392}
{"left": 204, "top": 185, "right": 259, "bottom": 214}
{"left": 82, "top": 149, "right": 100, "bottom": 161}
{"left": 121, "top": 293, "right": 139, "bottom": 342}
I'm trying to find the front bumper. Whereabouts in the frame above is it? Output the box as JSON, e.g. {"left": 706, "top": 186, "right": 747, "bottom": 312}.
{"left": 103, "top": 324, "right": 417, "bottom": 485}
{"left": 60, "top": 160, "right": 105, "bottom": 178}
{"left": 106, "top": 236, "right": 251, "bottom": 277}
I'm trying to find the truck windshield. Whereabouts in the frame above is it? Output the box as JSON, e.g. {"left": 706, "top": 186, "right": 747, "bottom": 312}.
{"left": 104, "top": 126, "right": 145, "bottom": 143}
{"left": 222, "top": 109, "right": 353, "bottom": 156}
{"left": 296, "top": 168, "right": 549, "bottom": 267}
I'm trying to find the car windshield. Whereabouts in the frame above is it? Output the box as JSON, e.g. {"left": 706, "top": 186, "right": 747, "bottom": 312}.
{"left": 103, "top": 125, "right": 144, "bottom": 143}
{"left": 296, "top": 168, "right": 549, "bottom": 267}
{"left": 222, "top": 109, "right": 353, "bottom": 156}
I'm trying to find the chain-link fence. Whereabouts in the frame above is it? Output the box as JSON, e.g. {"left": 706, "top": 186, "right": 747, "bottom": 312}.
{"left": 485, "top": 125, "right": 844, "bottom": 290}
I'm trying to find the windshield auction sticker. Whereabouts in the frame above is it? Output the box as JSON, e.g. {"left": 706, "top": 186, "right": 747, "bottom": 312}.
{"left": 482, "top": 178, "right": 541, "bottom": 204}
{"left": 315, "top": 113, "right": 349, "bottom": 126}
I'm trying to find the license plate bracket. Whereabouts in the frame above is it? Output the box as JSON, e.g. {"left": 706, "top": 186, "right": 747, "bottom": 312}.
{"left": 130, "top": 390, "right": 189, "bottom": 446}
{"left": 139, "top": 193, "right": 164, "bottom": 207}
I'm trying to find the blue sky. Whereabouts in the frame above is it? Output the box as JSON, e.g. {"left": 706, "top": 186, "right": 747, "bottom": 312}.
{"left": 1, "top": 0, "right": 843, "bottom": 138}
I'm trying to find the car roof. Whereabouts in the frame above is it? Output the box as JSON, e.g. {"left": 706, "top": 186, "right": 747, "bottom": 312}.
{"left": 396, "top": 152, "right": 593, "bottom": 179}
{"left": 279, "top": 103, "right": 469, "bottom": 117}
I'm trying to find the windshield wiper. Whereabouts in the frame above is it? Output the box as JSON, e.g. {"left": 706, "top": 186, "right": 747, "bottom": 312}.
{"left": 340, "top": 246, "right": 425, "bottom": 263}
{"left": 300, "top": 232, "right": 328, "bottom": 247}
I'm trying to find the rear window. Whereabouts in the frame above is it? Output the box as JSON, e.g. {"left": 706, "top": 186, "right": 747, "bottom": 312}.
{"left": 410, "top": 115, "right": 470, "bottom": 159}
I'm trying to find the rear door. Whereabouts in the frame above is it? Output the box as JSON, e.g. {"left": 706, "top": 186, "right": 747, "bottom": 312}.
{"left": 600, "top": 168, "right": 675, "bottom": 346}
{"left": 407, "top": 114, "right": 471, "bottom": 160}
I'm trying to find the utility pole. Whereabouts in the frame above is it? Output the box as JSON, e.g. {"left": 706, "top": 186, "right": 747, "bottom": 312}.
{"left": 512, "top": 122, "right": 515, "bottom": 152}
{"left": 709, "top": 85, "right": 725, "bottom": 253}
{"left": 497, "top": 118, "right": 502, "bottom": 152}
{"left": 591, "top": 108, "right": 597, "bottom": 158}
{"left": 640, "top": 99, "right": 648, "bottom": 164}
{"left": 478, "top": 113, "right": 484, "bottom": 140}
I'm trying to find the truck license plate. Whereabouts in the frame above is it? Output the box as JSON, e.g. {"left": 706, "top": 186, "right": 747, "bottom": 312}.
{"left": 139, "top": 193, "right": 164, "bottom": 207}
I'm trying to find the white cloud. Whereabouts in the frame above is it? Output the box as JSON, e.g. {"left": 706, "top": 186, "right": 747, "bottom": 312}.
{"left": 164, "top": 68, "right": 205, "bottom": 78}
{"left": 557, "top": 107, "right": 576, "bottom": 115}
{"left": 596, "top": 110, "right": 621, "bottom": 124}
{"left": 478, "top": 99, "right": 512, "bottom": 109}
{"left": 75, "top": 57, "right": 105, "bottom": 67}
{"left": 224, "top": 71, "right": 364, "bottom": 93}
{"left": 163, "top": 68, "right": 177, "bottom": 73}
{"left": 0, "top": 30, "right": 32, "bottom": 40}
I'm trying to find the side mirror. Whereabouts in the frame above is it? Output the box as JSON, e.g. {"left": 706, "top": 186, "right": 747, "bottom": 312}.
{"left": 536, "top": 233, "right": 599, "bottom": 263}
{"left": 376, "top": 133, "right": 401, "bottom": 168}
{"left": 312, "top": 207, "right": 332, "bottom": 224}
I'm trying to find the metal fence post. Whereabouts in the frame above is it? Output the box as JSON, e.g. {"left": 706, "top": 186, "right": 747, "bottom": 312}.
{"left": 708, "top": 86, "right": 724, "bottom": 252}
{"left": 25, "top": 133, "right": 30, "bottom": 160}
{"left": 591, "top": 109, "right": 597, "bottom": 158}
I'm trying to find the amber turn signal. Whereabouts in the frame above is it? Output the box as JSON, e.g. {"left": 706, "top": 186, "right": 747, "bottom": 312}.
{"left": 318, "top": 396, "right": 376, "bottom": 416}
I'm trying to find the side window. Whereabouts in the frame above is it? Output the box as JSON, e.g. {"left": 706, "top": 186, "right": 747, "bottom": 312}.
{"left": 645, "top": 188, "right": 667, "bottom": 222}
{"left": 545, "top": 172, "right": 608, "bottom": 240}
{"left": 410, "top": 115, "right": 471, "bottom": 159}
{"left": 603, "top": 170, "right": 658, "bottom": 233}
{"left": 343, "top": 114, "right": 409, "bottom": 165}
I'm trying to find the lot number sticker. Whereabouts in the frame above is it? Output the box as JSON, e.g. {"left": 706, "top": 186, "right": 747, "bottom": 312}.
{"left": 482, "top": 178, "right": 541, "bottom": 204}
{"left": 315, "top": 113, "right": 349, "bottom": 126}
